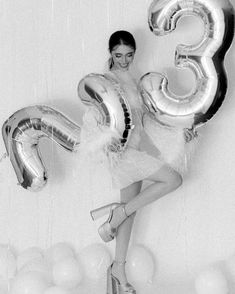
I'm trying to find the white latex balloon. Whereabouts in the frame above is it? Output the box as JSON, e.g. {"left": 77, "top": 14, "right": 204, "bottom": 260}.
{"left": 126, "top": 245, "right": 155, "bottom": 283}
{"left": 45, "top": 243, "right": 75, "bottom": 265}
{"left": 19, "top": 258, "right": 52, "bottom": 282}
{"left": 0, "top": 245, "right": 17, "bottom": 280}
{"left": 195, "top": 267, "right": 229, "bottom": 294}
{"left": 44, "top": 286, "right": 71, "bottom": 294}
{"left": 52, "top": 257, "right": 83, "bottom": 289}
{"left": 17, "top": 247, "right": 43, "bottom": 271}
{"left": 79, "top": 243, "right": 111, "bottom": 280}
{"left": 224, "top": 254, "right": 235, "bottom": 283}
{"left": 10, "top": 271, "right": 51, "bottom": 294}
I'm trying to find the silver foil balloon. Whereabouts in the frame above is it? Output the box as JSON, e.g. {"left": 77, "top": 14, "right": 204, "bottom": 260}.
{"left": 2, "top": 75, "right": 132, "bottom": 191}
{"left": 78, "top": 73, "right": 133, "bottom": 148}
{"left": 2, "top": 105, "right": 81, "bottom": 191}
{"left": 140, "top": 0, "right": 234, "bottom": 128}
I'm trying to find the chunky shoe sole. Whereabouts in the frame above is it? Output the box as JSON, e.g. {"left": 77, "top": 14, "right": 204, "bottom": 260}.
{"left": 98, "top": 222, "right": 117, "bottom": 242}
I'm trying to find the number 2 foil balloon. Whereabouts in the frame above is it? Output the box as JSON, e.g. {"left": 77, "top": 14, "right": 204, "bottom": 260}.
{"left": 2, "top": 76, "right": 133, "bottom": 191}
{"left": 77, "top": 73, "right": 133, "bottom": 149}
{"left": 2, "top": 105, "right": 81, "bottom": 192}
{"left": 139, "top": 0, "right": 234, "bottom": 129}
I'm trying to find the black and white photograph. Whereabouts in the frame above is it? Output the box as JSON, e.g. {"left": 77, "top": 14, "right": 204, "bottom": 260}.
{"left": 0, "top": 0, "right": 234, "bottom": 293}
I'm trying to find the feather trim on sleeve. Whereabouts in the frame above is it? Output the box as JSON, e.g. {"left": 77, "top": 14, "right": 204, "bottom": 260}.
{"left": 79, "top": 107, "right": 121, "bottom": 161}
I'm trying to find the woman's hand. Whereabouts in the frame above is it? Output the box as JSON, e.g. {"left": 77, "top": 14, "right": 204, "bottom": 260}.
{"left": 107, "top": 137, "right": 123, "bottom": 153}
{"left": 183, "top": 127, "right": 198, "bottom": 143}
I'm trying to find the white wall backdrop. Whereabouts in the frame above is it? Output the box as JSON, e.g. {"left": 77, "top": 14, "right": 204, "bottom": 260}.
{"left": 0, "top": 0, "right": 235, "bottom": 288}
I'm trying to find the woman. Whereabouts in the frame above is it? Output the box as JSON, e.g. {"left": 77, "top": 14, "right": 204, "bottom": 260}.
{"left": 88, "top": 31, "right": 183, "bottom": 294}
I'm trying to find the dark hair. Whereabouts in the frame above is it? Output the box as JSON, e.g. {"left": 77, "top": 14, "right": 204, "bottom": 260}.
{"left": 108, "top": 31, "right": 136, "bottom": 69}
{"left": 108, "top": 30, "right": 136, "bottom": 53}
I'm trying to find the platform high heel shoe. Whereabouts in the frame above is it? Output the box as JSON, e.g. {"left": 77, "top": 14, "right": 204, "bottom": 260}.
{"left": 107, "top": 262, "right": 136, "bottom": 294}
{"left": 90, "top": 202, "right": 128, "bottom": 242}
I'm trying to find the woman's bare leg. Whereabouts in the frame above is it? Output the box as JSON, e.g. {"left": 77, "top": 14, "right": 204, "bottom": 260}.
{"left": 112, "top": 182, "right": 142, "bottom": 284}
{"left": 125, "top": 165, "right": 182, "bottom": 216}
{"left": 110, "top": 164, "right": 182, "bottom": 228}
{"left": 109, "top": 165, "right": 182, "bottom": 284}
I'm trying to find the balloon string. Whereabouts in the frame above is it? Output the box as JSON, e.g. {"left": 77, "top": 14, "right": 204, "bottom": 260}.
{"left": 48, "top": 130, "right": 55, "bottom": 248}
{"left": 36, "top": 195, "right": 40, "bottom": 249}
{"left": 7, "top": 244, "right": 11, "bottom": 292}
{"left": 66, "top": 0, "right": 71, "bottom": 35}
{"left": 182, "top": 191, "right": 189, "bottom": 275}
{"left": 121, "top": 0, "right": 125, "bottom": 24}
{"left": 6, "top": 164, "right": 12, "bottom": 292}
{"left": 0, "top": 152, "right": 7, "bottom": 163}
{"left": 47, "top": 195, "right": 55, "bottom": 248}
{"left": 106, "top": 0, "right": 110, "bottom": 28}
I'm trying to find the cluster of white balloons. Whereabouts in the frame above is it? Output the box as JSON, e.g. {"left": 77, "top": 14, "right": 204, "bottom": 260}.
{"left": 0, "top": 243, "right": 156, "bottom": 294}
{"left": 4, "top": 240, "right": 234, "bottom": 293}
{"left": 0, "top": 242, "right": 107, "bottom": 294}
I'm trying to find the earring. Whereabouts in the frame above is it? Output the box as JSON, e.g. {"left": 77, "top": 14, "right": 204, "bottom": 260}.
{"left": 109, "top": 57, "right": 114, "bottom": 69}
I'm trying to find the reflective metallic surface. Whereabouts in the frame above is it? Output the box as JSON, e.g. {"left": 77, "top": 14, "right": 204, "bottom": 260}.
{"left": 2, "top": 75, "right": 133, "bottom": 191}
{"left": 140, "top": 0, "right": 234, "bottom": 128}
{"left": 78, "top": 73, "right": 133, "bottom": 148}
{"left": 2, "top": 105, "right": 81, "bottom": 191}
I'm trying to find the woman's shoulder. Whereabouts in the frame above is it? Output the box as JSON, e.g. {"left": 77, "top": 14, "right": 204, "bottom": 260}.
{"left": 104, "top": 70, "right": 115, "bottom": 78}
{"left": 106, "top": 70, "right": 138, "bottom": 87}
{"left": 104, "top": 71, "right": 121, "bottom": 85}
{"left": 104, "top": 70, "right": 144, "bottom": 110}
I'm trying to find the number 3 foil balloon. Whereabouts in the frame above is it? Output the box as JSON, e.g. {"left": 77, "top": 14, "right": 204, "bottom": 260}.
{"left": 2, "top": 76, "right": 132, "bottom": 191}
{"left": 140, "top": 0, "right": 234, "bottom": 128}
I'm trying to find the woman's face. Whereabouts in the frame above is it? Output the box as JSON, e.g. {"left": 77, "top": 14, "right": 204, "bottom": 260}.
{"left": 111, "top": 44, "right": 135, "bottom": 71}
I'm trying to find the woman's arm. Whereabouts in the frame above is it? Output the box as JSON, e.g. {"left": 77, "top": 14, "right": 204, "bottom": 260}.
{"left": 183, "top": 127, "right": 198, "bottom": 143}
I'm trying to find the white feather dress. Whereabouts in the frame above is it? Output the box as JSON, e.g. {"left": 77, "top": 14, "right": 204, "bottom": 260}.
{"left": 78, "top": 69, "right": 168, "bottom": 190}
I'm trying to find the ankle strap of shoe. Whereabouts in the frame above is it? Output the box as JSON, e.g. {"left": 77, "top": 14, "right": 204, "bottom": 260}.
{"left": 121, "top": 203, "right": 129, "bottom": 218}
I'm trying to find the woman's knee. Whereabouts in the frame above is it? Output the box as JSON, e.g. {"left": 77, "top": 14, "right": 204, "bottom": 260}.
{"left": 149, "top": 165, "right": 183, "bottom": 190}
{"left": 167, "top": 169, "right": 183, "bottom": 190}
